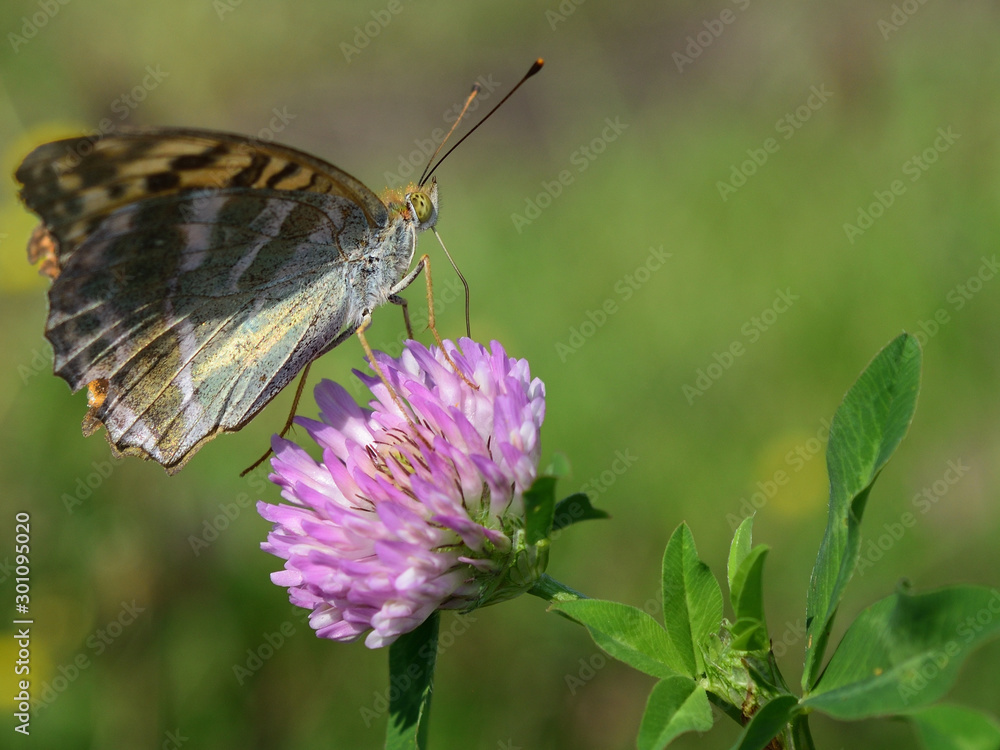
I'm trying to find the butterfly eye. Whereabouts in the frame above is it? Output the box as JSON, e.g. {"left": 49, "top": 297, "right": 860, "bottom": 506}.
{"left": 410, "top": 192, "right": 433, "bottom": 224}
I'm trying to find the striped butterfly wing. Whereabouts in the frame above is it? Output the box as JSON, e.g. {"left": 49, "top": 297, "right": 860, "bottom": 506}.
{"left": 17, "top": 128, "right": 390, "bottom": 264}
{"left": 17, "top": 129, "right": 391, "bottom": 472}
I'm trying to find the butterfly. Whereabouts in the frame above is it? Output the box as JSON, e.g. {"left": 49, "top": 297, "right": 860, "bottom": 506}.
{"left": 15, "top": 60, "right": 542, "bottom": 474}
{"left": 16, "top": 128, "right": 442, "bottom": 473}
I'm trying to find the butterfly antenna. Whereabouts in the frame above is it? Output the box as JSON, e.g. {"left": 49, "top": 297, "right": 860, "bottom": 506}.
{"left": 418, "top": 84, "right": 481, "bottom": 187}
{"left": 420, "top": 58, "right": 544, "bottom": 187}
{"left": 432, "top": 228, "right": 471, "bottom": 336}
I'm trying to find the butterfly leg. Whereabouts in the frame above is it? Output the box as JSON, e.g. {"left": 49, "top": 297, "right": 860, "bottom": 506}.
{"left": 389, "top": 254, "right": 478, "bottom": 390}
{"left": 389, "top": 293, "right": 416, "bottom": 339}
{"left": 353, "top": 313, "right": 437, "bottom": 447}
{"left": 242, "top": 253, "right": 475, "bottom": 476}
{"left": 239, "top": 362, "right": 314, "bottom": 477}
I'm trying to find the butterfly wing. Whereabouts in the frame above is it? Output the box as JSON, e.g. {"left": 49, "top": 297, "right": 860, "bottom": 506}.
{"left": 16, "top": 130, "right": 393, "bottom": 472}
{"left": 16, "top": 127, "right": 390, "bottom": 267}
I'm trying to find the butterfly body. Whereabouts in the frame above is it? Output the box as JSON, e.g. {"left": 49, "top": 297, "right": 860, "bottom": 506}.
{"left": 16, "top": 128, "right": 439, "bottom": 472}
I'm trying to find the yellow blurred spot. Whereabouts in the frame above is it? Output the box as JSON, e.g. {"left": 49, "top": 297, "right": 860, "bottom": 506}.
{"left": 0, "top": 202, "right": 46, "bottom": 293}
{"left": 1, "top": 592, "right": 101, "bottom": 709}
{"left": 1, "top": 640, "right": 26, "bottom": 710}
{"left": 0, "top": 633, "right": 51, "bottom": 712}
{"left": 746, "top": 426, "right": 830, "bottom": 521}
{"left": 2, "top": 122, "right": 91, "bottom": 294}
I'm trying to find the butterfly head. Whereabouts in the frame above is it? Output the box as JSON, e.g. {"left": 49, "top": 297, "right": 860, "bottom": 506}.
{"left": 408, "top": 180, "right": 438, "bottom": 230}
{"left": 385, "top": 179, "right": 439, "bottom": 232}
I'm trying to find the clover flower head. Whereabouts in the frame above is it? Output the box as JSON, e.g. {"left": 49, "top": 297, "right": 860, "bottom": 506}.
{"left": 257, "top": 338, "right": 547, "bottom": 648}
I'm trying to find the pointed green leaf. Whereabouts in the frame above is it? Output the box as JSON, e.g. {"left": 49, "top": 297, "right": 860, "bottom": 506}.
{"left": 803, "top": 585, "right": 1000, "bottom": 719}
{"left": 544, "top": 452, "right": 572, "bottom": 478}
{"left": 731, "top": 546, "right": 769, "bottom": 625}
{"left": 728, "top": 694, "right": 800, "bottom": 750}
{"left": 524, "top": 475, "right": 557, "bottom": 544}
{"left": 662, "top": 523, "right": 724, "bottom": 676}
{"left": 553, "top": 599, "right": 684, "bottom": 678}
{"left": 803, "top": 333, "right": 922, "bottom": 690}
{"left": 728, "top": 544, "right": 771, "bottom": 652}
{"left": 552, "top": 492, "right": 611, "bottom": 532}
{"left": 730, "top": 617, "right": 769, "bottom": 652}
{"left": 728, "top": 516, "right": 754, "bottom": 598}
{"left": 637, "top": 677, "right": 714, "bottom": 750}
{"left": 909, "top": 704, "right": 1000, "bottom": 750}
{"left": 386, "top": 612, "right": 439, "bottom": 750}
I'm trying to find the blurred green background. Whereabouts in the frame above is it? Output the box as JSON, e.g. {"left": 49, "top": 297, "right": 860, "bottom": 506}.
{"left": 1, "top": 0, "right": 999, "bottom": 747}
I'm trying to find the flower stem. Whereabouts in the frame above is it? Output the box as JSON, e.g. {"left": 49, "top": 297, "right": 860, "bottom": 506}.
{"left": 527, "top": 574, "right": 588, "bottom": 603}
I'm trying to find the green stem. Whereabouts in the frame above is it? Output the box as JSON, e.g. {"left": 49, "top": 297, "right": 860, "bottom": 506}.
{"left": 527, "top": 574, "right": 589, "bottom": 602}
{"left": 788, "top": 714, "right": 816, "bottom": 750}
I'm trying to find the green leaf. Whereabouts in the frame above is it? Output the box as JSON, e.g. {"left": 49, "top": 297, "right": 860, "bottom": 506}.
{"left": 637, "top": 677, "right": 713, "bottom": 750}
{"left": 551, "top": 492, "right": 611, "bottom": 532}
{"left": 544, "top": 452, "right": 572, "bottom": 478}
{"left": 803, "top": 585, "right": 1000, "bottom": 719}
{"left": 731, "top": 546, "right": 769, "bottom": 626}
{"left": 728, "top": 516, "right": 754, "bottom": 597}
{"left": 909, "top": 704, "right": 1000, "bottom": 750}
{"left": 728, "top": 694, "right": 800, "bottom": 750}
{"left": 728, "top": 544, "right": 770, "bottom": 651}
{"left": 385, "top": 613, "right": 439, "bottom": 750}
{"left": 802, "top": 333, "right": 922, "bottom": 690}
{"left": 730, "top": 617, "right": 769, "bottom": 652}
{"left": 523, "top": 475, "right": 557, "bottom": 545}
{"left": 662, "top": 523, "right": 723, "bottom": 676}
{"left": 553, "top": 599, "right": 684, "bottom": 678}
